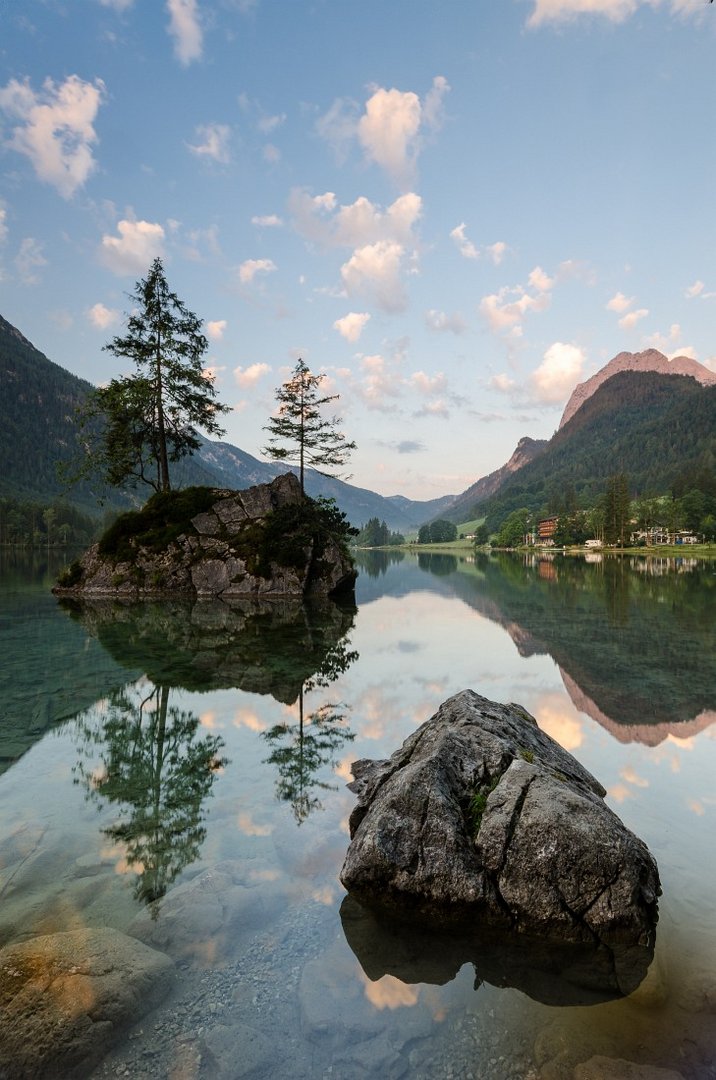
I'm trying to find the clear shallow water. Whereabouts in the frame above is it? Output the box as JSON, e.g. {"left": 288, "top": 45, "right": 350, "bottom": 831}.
{"left": 1, "top": 549, "right": 716, "bottom": 1079}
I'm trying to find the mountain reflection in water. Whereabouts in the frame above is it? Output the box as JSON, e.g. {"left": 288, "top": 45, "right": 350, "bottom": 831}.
{"left": 379, "top": 550, "right": 716, "bottom": 742}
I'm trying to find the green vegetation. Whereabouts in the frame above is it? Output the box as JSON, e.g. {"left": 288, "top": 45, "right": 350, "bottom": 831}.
{"left": 71, "top": 259, "right": 229, "bottom": 495}
{"left": 418, "top": 519, "right": 458, "bottom": 544}
{"left": 355, "top": 517, "right": 405, "bottom": 547}
{"left": 97, "top": 486, "right": 219, "bottom": 562}
{"left": 465, "top": 776, "right": 500, "bottom": 837}
{"left": 263, "top": 358, "right": 356, "bottom": 495}
{"left": 0, "top": 495, "right": 99, "bottom": 548}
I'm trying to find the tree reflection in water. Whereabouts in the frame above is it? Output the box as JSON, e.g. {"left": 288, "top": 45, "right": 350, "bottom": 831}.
{"left": 74, "top": 682, "right": 226, "bottom": 907}
{"left": 262, "top": 635, "right": 358, "bottom": 824}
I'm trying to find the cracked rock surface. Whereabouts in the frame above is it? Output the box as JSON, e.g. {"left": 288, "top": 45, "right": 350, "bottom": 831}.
{"left": 340, "top": 690, "right": 660, "bottom": 948}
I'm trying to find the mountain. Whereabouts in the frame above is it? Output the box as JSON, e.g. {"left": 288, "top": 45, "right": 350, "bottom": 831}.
{"left": 559, "top": 349, "right": 716, "bottom": 430}
{"left": 197, "top": 440, "right": 455, "bottom": 532}
{"left": 453, "top": 369, "right": 716, "bottom": 528}
{"left": 443, "top": 436, "right": 548, "bottom": 524}
{"left": 0, "top": 314, "right": 454, "bottom": 531}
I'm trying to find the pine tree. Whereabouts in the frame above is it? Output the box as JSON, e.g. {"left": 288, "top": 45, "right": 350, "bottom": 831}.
{"left": 263, "top": 359, "right": 356, "bottom": 495}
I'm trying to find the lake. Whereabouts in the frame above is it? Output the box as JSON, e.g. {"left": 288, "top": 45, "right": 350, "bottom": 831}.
{"left": 1, "top": 548, "right": 715, "bottom": 1079}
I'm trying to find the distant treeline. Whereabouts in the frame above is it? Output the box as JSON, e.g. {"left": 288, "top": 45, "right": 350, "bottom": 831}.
{"left": 0, "top": 496, "right": 103, "bottom": 547}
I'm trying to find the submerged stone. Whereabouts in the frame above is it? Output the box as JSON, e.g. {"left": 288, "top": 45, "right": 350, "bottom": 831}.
{"left": 0, "top": 928, "right": 174, "bottom": 1079}
{"left": 340, "top": 690, "right": 660, "bottom": 953}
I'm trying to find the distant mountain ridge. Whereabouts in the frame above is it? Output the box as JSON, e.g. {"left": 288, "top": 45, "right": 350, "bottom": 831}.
{"left": 559, "top": 349, "right": 716, "bottom": 430}
{"left": 0, "top": 313, "right": 455, "bottom": 531}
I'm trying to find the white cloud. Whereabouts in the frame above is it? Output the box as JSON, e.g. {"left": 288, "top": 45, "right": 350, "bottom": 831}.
{"left": 257, "top": 112, "right": 286, "bottom": 134}
{"left": 0, "top": 75, "right": 105, "bottom": 199}
{"left": 238, "top": 257, "right": 276, "bottom": 284}
{"left": 16, "top": 237, "right": 47, "bottom": 284}
{"left": 425, "top": 309, "right": 466, "bottom": 335}
{"left": 87, "top": 302, "right": 120, "bottom": 329}
{"left": 486, "top": 241, "right": 508, "bottom": 265}
{"left": 489, "top": 373, "right": 518, "bottom": 395}
{"left": 450, "top": 222, "right": 479, "bottom": 260}
{"left": 206, "top": 319, "right": 227, "bottom": 340}
{"left": 166, "top": 0, "right": 203, "bottom": 65}
{"left": 263, "top": 143, "right": 281, "bottom": 163}
{"left": 319, "top": 75, "right": 450, "bottom": 188}
{"left": 234, "top": 362, "right": 270, "bottom": 387}
{"left": 0, "top": 207, "right": 7, "bottom": 246}
{"left": 340, "top": 240, "right": 407, "bottom": 313}
{"left": 334, "top": 311, "right": 371, "bottom": 343}
{"left": 99, "top": 0, "right": 135, "bottom": 9}
{"left": 618, "top": 307, "right": 649, "bottom": 330}
{"left": 643, "top": 323, "right": 696, "bottom": 358}
{"left": 531, "top": 342, "right": 585, "bottom": 404}
{"left": 606, "top": 290, "right": 634, "bottom": 313}
{"left": 411, "top": 370, "right": 447, "bottom": 396}
{"left": 685, "top": 280, "right": 704, "bottom": 298}
{"left": 527, "top": 0, "right": 700, "bottom": 27}
{"left": 251, "top": 214, "right": 283, "bottom": 227}
{"left": 100, "top": 218, "right": 165, "bottom": 275}
{"left": 479, "top": 282, "right": 551, "bottom": 335}
{"left": 289, "top": 190, "right": 422, "bottom": 250}
{"left": 187, "top": 123, "right": 230, "bottom": 163}
{"left": 528, "top": 265, "right": 554, "bottom": 292}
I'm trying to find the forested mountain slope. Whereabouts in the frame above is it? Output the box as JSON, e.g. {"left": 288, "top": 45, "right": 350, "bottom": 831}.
{"left": 458, "top": 371, "right": 716, "bottom": 529}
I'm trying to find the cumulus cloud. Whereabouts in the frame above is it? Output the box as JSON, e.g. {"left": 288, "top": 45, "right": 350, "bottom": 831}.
{"left": 425, "top": 309, "right": 466, "bottom": 335}
{"left": 486, "top": 241, "right": 508, "bottom": 265}
{"left": 257, "top": 112, "right": 286, "bottom": 134}
{"left": 238, "top": 257, "right": 276, "bottom": 284}
{"left": 450, "top": 222, "right": 479, "bottom": 260}
{"left": 411, "top": 370, "right": 447, "bottom": 396}
{"left": 526, "top": 0, "right": 700, "bottom": 28}
{"left": 15, "top": 237, "right": 47, "bottom": 284}
{"left": 618, "top": 307, "right": 648, "bottom": 330}
{"left": 489, "top": 373, "right": 518, "bottom": 395}
{"left": 167, "top": 0, "right": 203, "bottom": 65}
{"left": 450, "top": 224, "right": 508, "bottom": 265}
{"left": 187, "top": 123, "right": 230, "bottom": 163}
{"left": 531, "top": 342, "right": 585, "bottom": 404}
{"left": 100, "top": 218, "right": 165, "bottom": 275}
{"left": 528, "top": 265, "right": 554, "bottom": 292}
{"left": 334, "top": 311, "right": 371, "bottom": 343}
{"left": 643, "top": 323, "right": 696, "bottom": 359}
{"left": 0, "top": 74, "right": 105, "bottom": 199}
{"left": 234, "top": 362, "right": 270, "bottom": 387}
{"left": 251, "top": 214, "right": 283, "bottom": 227}
{"left": 479, "top": 280, "right": 552, "bottom": 336}
{"left": 606, "top": 291, "right": 634, "bottom": 313}
{"left": 206, "top": 319, "right": 227, "bottom": 340}
{"left": 318, "top": 75, "right": 449, "bottom": 188}
{"left": 290, "top": 190, "right": 422, "bottom": 250}
{"left": 340, "top": 240, "right": 407, "bottom": 313}
{"left": 87, "top": 302, "right": 120, "bottom": 329}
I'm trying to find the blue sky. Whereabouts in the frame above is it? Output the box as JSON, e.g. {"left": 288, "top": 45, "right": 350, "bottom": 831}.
{"left": 1, "top": 0, "right": 714, "bottom": 499}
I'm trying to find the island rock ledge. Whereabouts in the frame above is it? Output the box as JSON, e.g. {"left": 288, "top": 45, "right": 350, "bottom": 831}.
{"left": 341, "top": 690, "right": 660, "bottom": 947}
{"left": 54, "top": 473, "right": 356, "bottom": 600}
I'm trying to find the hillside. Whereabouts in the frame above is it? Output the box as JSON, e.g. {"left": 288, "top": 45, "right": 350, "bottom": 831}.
{"left": 0, "top": 314, "right": 454, "bottom": 531}
{"left": 458, "top": 370, "right": 716, "bottom": 529}
{"left": 443, "top": 436, "right": 547, "bottom": 525}
{"left": 559, "top": 348, "right": 716, "bottom": 430}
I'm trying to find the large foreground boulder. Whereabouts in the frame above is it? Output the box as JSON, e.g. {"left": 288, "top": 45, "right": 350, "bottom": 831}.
{"left": 0, "top": 928, "right": 174, "bottom": 1078}
{"left": 340, "top": 690, "right": 660, "bottom": 948}
{"left": 54, "top": 473, "right": 356, "bottom": 601}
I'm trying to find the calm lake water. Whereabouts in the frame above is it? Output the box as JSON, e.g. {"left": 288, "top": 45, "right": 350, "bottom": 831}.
{"left": 1, "top": 548, "right": 715, "bottom": 1079}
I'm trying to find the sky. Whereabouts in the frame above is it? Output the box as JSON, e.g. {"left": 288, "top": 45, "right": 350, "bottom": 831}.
{"left": 1, "top": 0, "right": 715, "bottom": 501}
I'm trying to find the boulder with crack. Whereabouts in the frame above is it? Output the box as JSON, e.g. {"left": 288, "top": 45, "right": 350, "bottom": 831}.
{"left": 340, "top": 690, "right": 660, "bottom": 947}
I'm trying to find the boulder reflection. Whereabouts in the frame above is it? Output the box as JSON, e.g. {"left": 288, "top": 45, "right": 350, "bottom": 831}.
{"left": 340, "top": 895, "right": 655, "bottom": 1007}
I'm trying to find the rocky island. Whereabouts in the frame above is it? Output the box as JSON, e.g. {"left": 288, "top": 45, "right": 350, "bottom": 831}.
{"left": 53, "top": 473, "right": 356, "bottom": 601}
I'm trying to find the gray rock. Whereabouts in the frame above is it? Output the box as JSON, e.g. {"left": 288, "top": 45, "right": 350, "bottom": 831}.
{"left": 340, "top": 690, "right": 660, "bottom": 949}
{"left": 54, "top": 473, "right": 356, "bottom": 601}
{"left": 0, "top": 928, "right": 174, "bottom": 1079}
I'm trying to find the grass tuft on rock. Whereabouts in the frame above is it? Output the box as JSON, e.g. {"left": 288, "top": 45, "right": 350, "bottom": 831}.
{"left": 97, "top": 487, "right": 221, "bottom": 563}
